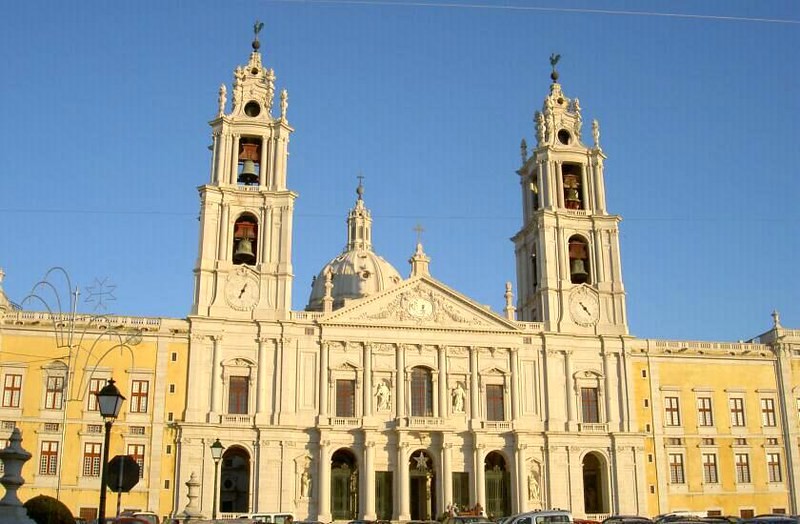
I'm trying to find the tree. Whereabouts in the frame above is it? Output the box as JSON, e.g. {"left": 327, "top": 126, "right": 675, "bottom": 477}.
{"left": 24, "top": 495, "right": 76, "bottom": 524}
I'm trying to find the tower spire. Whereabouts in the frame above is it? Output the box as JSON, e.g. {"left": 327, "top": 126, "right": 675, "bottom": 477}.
{"left": 346, "top": 177, "right": 373, "bottom": 251}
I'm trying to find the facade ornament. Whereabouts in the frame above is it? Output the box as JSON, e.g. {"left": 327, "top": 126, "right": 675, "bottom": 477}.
{"left": 452, "top": 382, "right": 466, "bottom": 413}
{"left": 772, "top": 309, "right": 782, "bottom": 328}
{"left": 232, "top": 68, "right": 245, "bottom": 111}
{"left": 376, "top": 380, "right": 391, "bottom": 411}
{"left": 592, "top": 119, "right": 601, "bottom": 148}
{"left": 549, "top": 52, "right": 561, "bottom": 82}
{"left": 527, "top": 469, "right": 541, "bottom": 501}
{"left": 301, "top": 468, "right": 312, "bottom": 498}
{"left": 535, "top": 111, "right": 545, "bottom": 144}
{"left": 217, "top": 84, "right": 227, "bottom": 117}
{"left": 280, "top": 89, "right": 288, "bottom": 120}
{"left": 520, "top": 139, "right": 527, "bottom": 164}
{"left": 414, "top": 452, "right": 429, "bottom": 471}
{"left": 179, "top": 472, "right": 203, "bottom": 519}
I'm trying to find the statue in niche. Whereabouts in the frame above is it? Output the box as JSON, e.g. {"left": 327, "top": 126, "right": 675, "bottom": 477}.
{"left": 452, "top": 382, "right": 466, "bottom": 413}
{"left": 376, "top": 381, "right": 391, "bottom": 411}
{"left": 301, "top": 468, "right": 312, "bottom": 498}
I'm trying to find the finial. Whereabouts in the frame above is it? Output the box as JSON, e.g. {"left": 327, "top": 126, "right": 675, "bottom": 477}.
{"left": 772, "top": 309, "right": 782, "bottom": 328}
{"left": 252, "top": 20, "right": 265, "bottom": 50}
{"left": 280, "top": 89, "right": 288, "bottom": 120}
{"left": 413, "top": 224, "right": 424, "bottom": 245}
{"left": 549, "top": 53, "right": 561, "bottom": 82}
{"left": 356, "top": 175, "right": 365, "bottom": 200}
{"left": 520, "top": 139, "right": 528, "bottom": 164}
{"left": 592, "top": 119, "right": 601, "bottom": 148}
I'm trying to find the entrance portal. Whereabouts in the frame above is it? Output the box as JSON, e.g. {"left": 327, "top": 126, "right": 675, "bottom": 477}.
{"left": 484, "top": 451, "right": 511, "bottom": 518}
{"left": 331, "top": 449, "right": 358, "bottom": 520}
{"left": 582, "top": 452, "right": 607, "bottom": 514}
{"left": 219, "top": 447, "right": 250, "bottom": 514}
{"left": 409, "top": 449, "right": 436, "bottom": 520}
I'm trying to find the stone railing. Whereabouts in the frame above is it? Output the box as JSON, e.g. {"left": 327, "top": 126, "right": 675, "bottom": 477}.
{"left": 405, "top": 417, "right": 444, "bottom": 428}
{"left": 4, "top": 310, "right": 162, "bottom": 330}
{"left": 579, "top": 422, "right": 608, "bottom": 433}
{"left": 330, "top": 417, "right": 361, "bottom": 427}
{"left": 290, "top": 310, "right": 325, "bottom": 321}
{"left": 220, "top": 414, "right": 253, "bottom": 425}
{"left": 483, "top": 421, "right": 512, "bottom": 431}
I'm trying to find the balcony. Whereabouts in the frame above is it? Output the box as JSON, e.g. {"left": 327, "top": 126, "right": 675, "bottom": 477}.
{"left": 579, "top": 422, "right": 608, "bottom": 432}
{"left": 482, "top": 421, "right": 512, "bottom": 431}
{"left": 330, "top": 417, "right": 361, "bottom": 428}
{"left": 405, "top": 417, "right": 444, "bottom": 428}
{"left": 220, "top": 414, "right": 253, "bottom": 425}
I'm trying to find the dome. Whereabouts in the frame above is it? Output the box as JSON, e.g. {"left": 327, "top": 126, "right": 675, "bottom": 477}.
{"left": 306, "top": 181, "right": 403, "bottom": 311}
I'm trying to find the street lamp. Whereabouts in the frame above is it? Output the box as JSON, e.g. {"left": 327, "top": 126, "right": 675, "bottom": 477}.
{"left": 96, "top": 378, "right": 125, "bottom": 523}
{"left": 210, "top": 438, "right": 225, "bottom": 519}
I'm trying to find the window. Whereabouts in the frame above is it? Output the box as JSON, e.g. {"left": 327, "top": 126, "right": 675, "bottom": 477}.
{"left": 87, "top": 378, "right": 104, "bottom": 411}
{"left": 734, "top": 438, "right": 747, "bottom": 446}
{"left": 228, "top": 376, "right": 249, "bottom": 414}
{"left": 735, "top": 453, "right": 751, "bottom": 483}
{"left": 127, "top": 444, "right": 145, "bottom": 478}
{"left": 730, "top": 397, "right": 745, "bottom": 427}
{"left": 2, "top": 374, "right": 22, "bottom": 408}
{"left": 486, "top": 385, "right": 505, "bottom": 421}
{"left": 761, "top": 398, "right": 777, "bottom": 427}
{"left": 701, "top": 438, "right": 715, "bottom": 445}
{"left": 702, "top": 453, "right": 718, "bottom": 484}
{"left": 130, "top": 380, "right": 149, "bottom": 413}
{"left": 39, "top": 441, "right": 59, "bottom": 476}
{"left": 410, "top": 367, "right": 433, "bottom": 417}
{"left": 336, "top": 379, "right": 355, "bottom": 417}
{"left": 664, "top": 396, "right": 681, "bottom": 426}
{"left": 581, "top": 387, "right": 600, "bottom": 423}
{"left": 169, "top": 384, "right": 175, "bottom": 393}
{"left": 668, "top": 453, "right": 685, "bottom": 484}
{"left": 767, "top": 452, "right": 782, "bottom": 483}
{"left": 83, "top": 443, "right": 102, "bottom": 477}
{"left": 44, "top": 376, "right": 65, "bottom": 410}
{"left": 697, "top": 397, "right": 714, "bottom": 426}
{"left": 766, "top": 437, "right": 779, "bottom": 445}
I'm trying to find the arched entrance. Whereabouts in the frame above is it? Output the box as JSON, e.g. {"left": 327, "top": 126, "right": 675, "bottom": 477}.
{"left": 484, "top": 451, "right": 511, "bottom": 518}
{"left": 219, "top": 446, "right": 250, "bottom": 514}
{"left": 582, "top": 452, "right": 608, "bottom": 514}
{"left": 331, "top": 449, "right": 358, "bottom": 520}
{"left": 409, "top": 450, "right": 436, "bottom": 520}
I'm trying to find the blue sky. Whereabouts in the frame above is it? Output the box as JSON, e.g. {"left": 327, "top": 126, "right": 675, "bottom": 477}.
{"left": 0, "top": 1, "right": 797, "bottom": 342}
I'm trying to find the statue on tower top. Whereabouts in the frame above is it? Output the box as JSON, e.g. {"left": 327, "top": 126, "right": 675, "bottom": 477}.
{"left": 549, "top": 53, "right": 561, "bottom": 82}
{"left": 253, "top": 20, "right": 264, "bottom": 50}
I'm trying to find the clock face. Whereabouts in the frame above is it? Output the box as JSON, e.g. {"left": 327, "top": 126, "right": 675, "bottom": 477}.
{"left": 225, "top": 272, "right": 259, "bottom": 310}
{"left": 569, "top": 288, "right": 599, "bottom": 326}
{"left": 406, "top": 297, "right": 434, "bottom": 319}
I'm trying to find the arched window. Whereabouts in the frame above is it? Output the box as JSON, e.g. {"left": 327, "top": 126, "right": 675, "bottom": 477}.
{"left": 237, "top": 137, "right": 262, "bottom": 186}
{"left": 232, "top": 214, "right": 258, "bottom": 265}
{"left": 562, "top": 163, "right": 583, "bottom": 209}
{"left": 568, "top": 235, "right": 590, "bottom": 284}
{"left": 410, "top": 367, "right": 433, "bottom": 417}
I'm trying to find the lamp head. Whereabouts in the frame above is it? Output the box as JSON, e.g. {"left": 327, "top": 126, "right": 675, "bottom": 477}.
{"left": 210, "top": 438, "right": 225, "bottom": 461}
{"left": 96, "top": 378, "right": 126, "bottom": 419}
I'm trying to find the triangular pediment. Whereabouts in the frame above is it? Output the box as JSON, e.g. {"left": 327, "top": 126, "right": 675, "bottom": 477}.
{"left": 319, "top": 276, "right": 521, "bottom": 332}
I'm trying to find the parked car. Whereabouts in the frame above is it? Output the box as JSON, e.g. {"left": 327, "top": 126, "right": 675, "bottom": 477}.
{"left": 508, "top": 510, "right": 573, "bottom": 524}
{"left": 443, "top": 516, "right": 491, "bottom": 524}
{"left": 602, "top": 516, "right": 654, "bottom": 524}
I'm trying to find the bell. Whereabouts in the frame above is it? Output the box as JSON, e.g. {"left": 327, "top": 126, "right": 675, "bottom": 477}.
{"left": 570, "top": 258, "right": 589, "bottom": 284}
{"left": 238, "top": 160, "right": 259, "bottom": 185}
{"left": 233, "top": 237, "right": 256, "bottom": 265}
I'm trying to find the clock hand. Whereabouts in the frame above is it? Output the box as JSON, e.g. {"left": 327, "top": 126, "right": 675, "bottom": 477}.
{"left": 580, "top": 302, "right": 591, "bottom": 314}
{"left": 239, "top": 283, "right": 248, "bottom": 298}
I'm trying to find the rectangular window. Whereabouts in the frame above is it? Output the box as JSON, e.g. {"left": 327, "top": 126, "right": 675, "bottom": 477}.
{"left": 375, "top": 471, "right": 393, "bottom": 520}
{"left": 130, "top": 380, "right": 149, "bottom": 413}
{"left": 87, "top": 378, "right": 104, "bottom": 411}
{"left": 39, "top": 441, "right": 59, "bottom": 476}
{"left": 761, "top": 398, "right": 777, "bottom": 427}
{"left": 452, "top": 472, "right": 470, "bottom": 508}
{"left": 735, "top": 453, "right": 751, "bottom": 483}
{"left": 228, "top": 376, "right": 249, "bottom": 415}
{"left": 581, "top": 387, "right": 600, "bottom": 423}
{"left": 697, "top": 397, "right": 714, "bottom": 426}
{"left": 83, "top": 443, "right": 102, "bottom": 477}
{"left": 336, "top": 379, "right": 355, "bottom": 418}
{"left": 44, "top": 376, "right": 65, "bottom": 410}
{"left": 127, "top": 444, "right": 145, "bottom": 478}
{"left": 767, "top": 452, "right": 782, "bottom": 483}
{"left": 730, "top": 398, "right": 746, "bottom": 427}
{"left": 665, "top": 396, "right": 681, "bottom": 426}
{"left": 668, "top": 453, "right": 685, "bottom": 484}
{"left": 486, "top": 385, "right": 505, "bottom": 421}
{"left": 2, "top": 374, "right": 22, "bottom": 408}
{"left": 702, "top": 453, "right": 718, "bottom": 484}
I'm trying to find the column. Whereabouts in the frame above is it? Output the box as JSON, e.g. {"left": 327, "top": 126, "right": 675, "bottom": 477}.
{"left": 259, "top": 135, "right": 269, "bottom": 187}
{"left": 256, "top": 337, "right": 270, "bottom": 418}
{"left": 261, "top": 207, "right": 272, "bottom": 264}
{"left": 209, "top": 335, "right": 223, "bottom": 421}
{"left": 543, "top": 160, "right": 554, "bottom": 209}
{"left": 364, "top": 441, "right": 376, "bottom": 519}
{"left": 364, "top": 343, "right": 373, "bottom": 418}
{"left": 474, "top": 445, "right": 485, "bottom": 510}
{"left": 564, "top": 350, "right": 575, "bottom": 429}
{"left": 469, "top": 347, "right": 480, "bottom": 423}
{"left": 438, "top": 345, "right": 447, "bottom": 418}
{"left": 603, "top": 350, "right": 619, "bottom": 429}
{"left": 396, "top": 344, "right": 405, "bottom": 419}
{"left": 442, "top": 443, "right": 453, "bottom": 511}
{"left": 515, "top": 443, "right": 527, "bottom": 513}
{"left": 218, "top": 203, "right": 230, "bottom": 261}
{"left": 230, "top": 134, "right": 241, "bottom": 185}
{"left": 510, "top": 348, "right": 520, "bottom": 422}
{"left": 536, "top": 162, "right": 545, "bottom": 210}
{"left": 318, "top": 440, "right": 331, "bottom": 522}
{"left": 319, "top": 342, "right": 329, "bottom": 418}
{"left": 555, "top": 161, "right": 565, "bottom": 208}
{"left": 397, "top": 442, "right": 410, "bottom": 520}
{"left": 581, "top": 165, "right": 591, "bottom": 211}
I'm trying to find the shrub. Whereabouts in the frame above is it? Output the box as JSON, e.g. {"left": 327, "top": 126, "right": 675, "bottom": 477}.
{"left": 24, "top": 494, "right": 76, "bottom": 524}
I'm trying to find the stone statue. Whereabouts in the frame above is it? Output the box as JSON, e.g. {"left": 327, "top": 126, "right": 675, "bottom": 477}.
{"left": 376, "top": 381, "right": 391, "bottom": 411}
{"left": 301, "top": 469, "right": 312, "bottom": 498}
{"left": 528, "top": 470, "right": 540, "bottom": 501}
{"left": 592, "top": 119, "right": 600, "bottom": 148}
{"left": 217, "top": 84, "right": 227, "bottom": 117}
{"left": 280, "top": 89, "right": 288, "bottom": 120}
{"left": 452, "top": 382, "right": 466, "bottom": 413}
{"left": 535, "top": 112, "right": 545, "bottom": 144}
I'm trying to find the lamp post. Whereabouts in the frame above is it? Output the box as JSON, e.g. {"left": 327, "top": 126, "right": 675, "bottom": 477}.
{"left": 96, "top": 378, "right": 125, "bottom": 523}
{"left": 210, "top": 438, "right": 225, "bottom": 519}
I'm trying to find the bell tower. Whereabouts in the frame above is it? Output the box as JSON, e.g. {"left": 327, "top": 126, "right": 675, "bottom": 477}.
{"left": 192, "top": 24, "right": 295, "bottom": 319}
{"left": 512, "top": 57, "right": 627, "bottom": 334}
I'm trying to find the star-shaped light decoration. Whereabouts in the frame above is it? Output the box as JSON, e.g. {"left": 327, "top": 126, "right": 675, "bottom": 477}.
{"left": 414, "top": 452, "right": 428, "bottom": 471}
{"left": 84, "top": 277, "right": 117, "bottom": 312}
